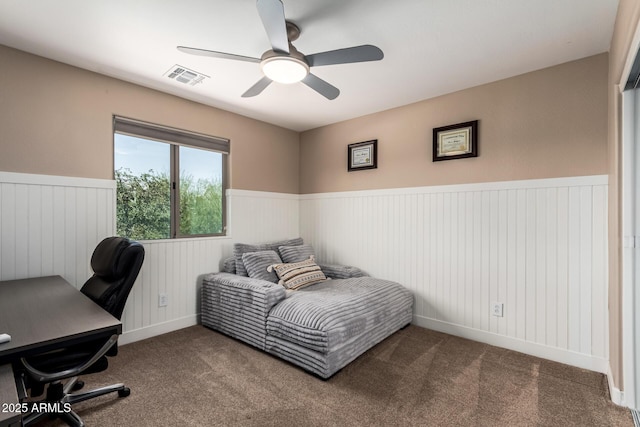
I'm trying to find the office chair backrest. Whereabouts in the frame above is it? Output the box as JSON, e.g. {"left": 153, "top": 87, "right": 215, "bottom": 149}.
{"left": 81, "top": 237, "right": 145, "bottom": 320}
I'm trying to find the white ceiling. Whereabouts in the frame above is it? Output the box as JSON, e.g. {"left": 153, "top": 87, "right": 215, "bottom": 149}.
{"left": 0, "top": 0, "right": 619, "bottom": 132}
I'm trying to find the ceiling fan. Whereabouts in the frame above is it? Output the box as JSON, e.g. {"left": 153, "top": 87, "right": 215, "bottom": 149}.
{"left": 177, "top": 0, "right": 383, "bottom": 100}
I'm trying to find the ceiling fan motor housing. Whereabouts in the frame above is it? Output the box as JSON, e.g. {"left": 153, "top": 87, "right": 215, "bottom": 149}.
{"left": 285, "top": 21, "right": 301, "bottom": 42}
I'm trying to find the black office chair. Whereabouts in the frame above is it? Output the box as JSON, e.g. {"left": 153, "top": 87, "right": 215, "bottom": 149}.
{"left": 18, "top": 236, "right": 144, "bottom": 427}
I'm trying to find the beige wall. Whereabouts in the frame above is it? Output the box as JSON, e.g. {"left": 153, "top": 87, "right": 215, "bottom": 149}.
{"left": 300, "top": 54, "right": 608, "bottom": 194}
{"left": 608, "top": 0, "right": 640, "bottom": 393}
{"left": 0, "top": 45, "right": 299, "bottom": 194}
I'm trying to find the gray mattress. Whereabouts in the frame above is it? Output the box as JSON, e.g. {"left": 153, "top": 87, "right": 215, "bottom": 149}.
{"left": 201, "top": 272, "right": 414, "bottom": 379}
{"left": 266, "top": 277, "right": 413, "bottom": 378}
{"left": 266, "top": 277, "right": 413, "bottom": 354}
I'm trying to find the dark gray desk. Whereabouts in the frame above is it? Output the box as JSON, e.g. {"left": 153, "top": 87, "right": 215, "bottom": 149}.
{"left": 0, "top": 276, "right": 122, "bottom": 364}
{"left": 0, "top": 276, "right": 122, "bottom": 426}
{"left": 0, "top": 364, "right": 20, "bottom": 427}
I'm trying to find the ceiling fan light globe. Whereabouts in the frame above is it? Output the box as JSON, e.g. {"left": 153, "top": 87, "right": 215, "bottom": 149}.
{"left": 261, "top": 56, "right": 309, "bottom": 84}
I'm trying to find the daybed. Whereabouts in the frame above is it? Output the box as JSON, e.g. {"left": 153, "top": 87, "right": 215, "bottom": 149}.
{"left": 201, "top": 238, "right": 414, "bottom": 379}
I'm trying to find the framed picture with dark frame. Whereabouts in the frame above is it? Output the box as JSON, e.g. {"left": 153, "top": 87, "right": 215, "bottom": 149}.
{"left": 432, "top": 120, "right": 478, "bottom": 161}
{"left": 348, "top": 139, "right": 377, "bottom": 171}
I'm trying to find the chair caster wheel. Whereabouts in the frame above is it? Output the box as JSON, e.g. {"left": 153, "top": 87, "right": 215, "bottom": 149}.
{"left": 118, "top": 387, "right": 130, "bottom": 398}
{"left": 72, "top": 380, "right": 85, "bottom": 391}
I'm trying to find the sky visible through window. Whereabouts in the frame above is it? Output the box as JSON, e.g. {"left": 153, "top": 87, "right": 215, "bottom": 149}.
{"left": 114, "top": 133, "right": 223, "bottom": 182}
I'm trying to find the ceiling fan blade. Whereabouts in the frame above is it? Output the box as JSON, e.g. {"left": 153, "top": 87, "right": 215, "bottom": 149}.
{"left": 256, "top": 0, "right": 289, "bottom": 54}
{"left": 305, "top": 45, "right": 384, "bottom": 67}
{"left": 241, "top": 76, "right": 273, "bottom": 98}
{"left": 302, "top": 74, "right": 340, "bottom": 100}
{"left": 177, "top": 46, "right": 260, "bottom": 63}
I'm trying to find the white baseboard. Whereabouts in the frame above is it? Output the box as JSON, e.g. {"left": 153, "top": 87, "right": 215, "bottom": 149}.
{"left": 414, "top": 315, "right": 608, "bottom": 374}
{"left": 119, "top": 315, "right": 199, "bottom": 346}
{"left": 607, "top": 364, "right": 625, "bottom": 406}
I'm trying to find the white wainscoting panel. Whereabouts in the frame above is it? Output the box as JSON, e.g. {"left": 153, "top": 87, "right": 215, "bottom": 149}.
{"left": 120, "top": 236, "right": 224, "bottom": 343}
{"left": 300, "top": 175, "right": 609, "bottom": 372}
{"left": 0, "top": 171, "right": 609, "bottom": 371}
{"left": 226, "top": 189, "right": 300, "bottom": 245}
{"left": 0, "top": 172, "right": 115, "bottom": 287}
{"left": 0, "top": 174, "right": 300, "bottom": 344}
{"left": 121, "top": 189, "right": 300, "bottom": 343}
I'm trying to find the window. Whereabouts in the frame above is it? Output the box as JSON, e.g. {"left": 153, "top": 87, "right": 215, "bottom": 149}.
{"left": 113, "top": 116, "right": 228, "bottom": 240}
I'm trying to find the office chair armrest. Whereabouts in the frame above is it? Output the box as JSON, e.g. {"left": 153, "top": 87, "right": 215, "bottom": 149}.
{"left": 20, "top": 334, "right": 118, "bottom": 383}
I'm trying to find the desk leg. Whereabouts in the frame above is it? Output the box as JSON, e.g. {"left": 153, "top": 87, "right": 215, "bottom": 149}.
{"left": 0, "top": 364, "right": 21, "bottom": 427}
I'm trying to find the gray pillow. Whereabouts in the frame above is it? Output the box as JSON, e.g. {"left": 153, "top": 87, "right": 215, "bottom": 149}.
{"left": 222, "top": 256, "right": 236, "bottom": 274}
{"left": 279, "top": 244, "right": 315, "bottom": 263}
{"left": 242, "top": 250, "right": 282, "bottom": 283}
{"left": 234, "top": 237, "right": 303, "bottom": 276}
{"left": 317, "top": 263, "right": 367, "bottom": 279}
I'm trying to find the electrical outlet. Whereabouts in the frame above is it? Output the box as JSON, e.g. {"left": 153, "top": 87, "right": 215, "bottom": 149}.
{"left": 158, "top": 293, "right": 168, "bottom": 307}
{"left": 491, "top": 302, "right": 504, "bottom": 317}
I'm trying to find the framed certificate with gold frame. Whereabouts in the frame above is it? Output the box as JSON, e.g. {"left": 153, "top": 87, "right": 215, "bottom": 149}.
{"left": 433, "top": 120, "right": 478, "bottom": 161}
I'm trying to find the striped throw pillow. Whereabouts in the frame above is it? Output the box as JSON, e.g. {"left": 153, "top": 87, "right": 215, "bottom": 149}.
{"left": 222, "top": 256, "right": 236, "bottom": 274}
{"left": 267, "top": 256, "right": 327, "bottom": 290}
{"left": 278, "top": 244, "right": 316, "bottom": 263}
{"left": 242, "top": 250, "right": 282, "bottom": 283}
{"left": 234, "top": 238, "right": 304, "bottom": 276}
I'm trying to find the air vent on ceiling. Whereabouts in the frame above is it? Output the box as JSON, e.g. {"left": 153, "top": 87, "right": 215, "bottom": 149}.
{"left": 164, "top": 65, "right": 209, "bottom": 86}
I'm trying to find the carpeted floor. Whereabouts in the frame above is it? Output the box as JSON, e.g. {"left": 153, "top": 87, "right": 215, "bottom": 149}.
{"left": 34, "top": 325, "right": 632, "bottom": 426}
